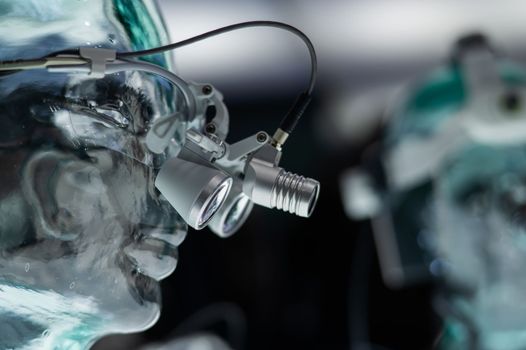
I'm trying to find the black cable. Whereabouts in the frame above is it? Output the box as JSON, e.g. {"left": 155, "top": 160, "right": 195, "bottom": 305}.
{"left": 116, "top": 21, "right": 316, "bottom": 95}
{"left": 116, "top": 20, "right": 317, "bottom": 136}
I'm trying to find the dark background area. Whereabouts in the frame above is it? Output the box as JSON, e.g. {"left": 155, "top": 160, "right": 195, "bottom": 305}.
{"left": 94, "top": 1, "right": 526, "bottom": 349}
{"left": 143, "top": 97, "right": 439, "bottom": 350}
{"left": 95, "top": 95, "right": 438, "bottom": 350}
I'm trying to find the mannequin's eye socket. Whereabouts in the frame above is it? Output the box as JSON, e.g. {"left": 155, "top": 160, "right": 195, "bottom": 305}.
{"left": 453, "top": 181, "right": 489, "bottom": 208}
{"left": 495, "top": 178, "right": 526, "bottom": 222}
{"left": 44, "top": 99, "right": 132, "bottom": 129}
{"left": 0, "top": 80, "right": 157, "bottom": 148}
{"left": 55, "top": 82, "right": 155, "bottom": 134}
{"left": 452, "top": 176, "right": 526, "bottom": 222}
{"left": 441, "top": 184, "right": 499, "bottom": 221}
{"left": 47, "top": 81, "right": 163, "bottom": 159}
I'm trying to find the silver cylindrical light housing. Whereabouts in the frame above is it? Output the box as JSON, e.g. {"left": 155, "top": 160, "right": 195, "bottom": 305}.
{"left": 208, "top": 182, "right": 254, "bottom": 238}
{"left": 243, "top": 161, "right": 320, "bottom": 217}
{"left": 155, "top": 157, "right": 232, "bottom": 230}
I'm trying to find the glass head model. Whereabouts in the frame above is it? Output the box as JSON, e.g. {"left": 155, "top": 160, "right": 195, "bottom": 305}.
{"left": 0, "top": 1, "right": 190, "bottom": 348}
{"left": 342, "top": 34, "right": 526, "bottom": 349}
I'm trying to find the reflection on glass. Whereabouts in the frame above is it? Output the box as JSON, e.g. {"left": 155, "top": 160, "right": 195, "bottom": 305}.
{"left": 0, "top": 1, "right": 193, "bottom": 348}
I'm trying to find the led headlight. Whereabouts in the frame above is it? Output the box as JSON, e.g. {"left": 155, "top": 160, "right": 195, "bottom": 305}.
{"left": 244, "top": 162, "right": 319, "bottom": 218}
{"left": 242, "top": 144, "right": 320, "bottom": 218}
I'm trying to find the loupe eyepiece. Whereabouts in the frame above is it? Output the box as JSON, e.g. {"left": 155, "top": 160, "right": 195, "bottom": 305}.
{"left": 155, "top": 157, "right": 232, "bottom": 230}
{"left": 208, "top": 182, "right": 254, "bottom": 237}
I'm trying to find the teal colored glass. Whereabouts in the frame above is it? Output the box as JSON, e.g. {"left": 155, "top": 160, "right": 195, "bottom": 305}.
{"left": 387, "top": 60, "right": 526, "bottom": 349}
{"left": 0, "top": 1, "right": 193, "bottom": 349}
{"left": 433, "top": 144, "right": 526, "bottom": 350}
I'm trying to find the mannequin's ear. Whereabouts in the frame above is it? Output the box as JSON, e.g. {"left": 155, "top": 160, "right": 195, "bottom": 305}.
{"left": 21, "top": 150, "right": 79, "bottom": 240}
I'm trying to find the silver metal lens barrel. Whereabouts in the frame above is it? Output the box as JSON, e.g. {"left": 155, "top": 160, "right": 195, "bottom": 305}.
{"left": 155, "top": 157, "right": 233, "bottom": 230}
{"left": 243, "top": 161, "right": 320, "bottom": 217}
{"left": 208, "top": 182, "right": 254, "bottom": 238}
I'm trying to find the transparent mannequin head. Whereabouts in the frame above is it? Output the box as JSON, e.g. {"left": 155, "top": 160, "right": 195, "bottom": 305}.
{"left": 0, "top": 1, "right": 197, "bottom": 349}
{"left": 382, "top": 46, "right": 526, "bottom": 349}
{"left": 430, "top": 144, "right": 526, "bottom": 350}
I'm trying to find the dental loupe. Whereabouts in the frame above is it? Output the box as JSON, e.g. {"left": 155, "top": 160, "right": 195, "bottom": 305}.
{"left": 0, "top": 21, "right": 320, "bottom": 236}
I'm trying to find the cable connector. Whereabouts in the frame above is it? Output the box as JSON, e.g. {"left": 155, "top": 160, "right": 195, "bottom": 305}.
{"left": 271, "top": 128, "right": 289, "bottom": 150}
{"left": 79, "top": 47, "right": 116, "bottom": 78}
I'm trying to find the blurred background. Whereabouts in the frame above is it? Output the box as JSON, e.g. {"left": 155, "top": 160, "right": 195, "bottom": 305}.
{"left": 94, "top": 1, "right": 526, "bottom": 349}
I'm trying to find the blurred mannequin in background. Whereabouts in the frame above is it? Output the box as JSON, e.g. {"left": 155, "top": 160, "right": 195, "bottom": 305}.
{"left": 342, "top": 34, "right": 526, "bottom": 349}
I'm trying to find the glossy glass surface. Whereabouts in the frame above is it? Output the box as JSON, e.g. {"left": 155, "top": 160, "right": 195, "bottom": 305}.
{"left": 387, "top": 62, "right": 526, "bottom": 349}
{"left": 431, "top": 145, "right": 526, "bottom": 350}
{"left": 198, "top": 179, "right": 231, "bottom": 228}
{"left": 0, "top": 1, "right": 194, "bottom": 348}
{"left": 223, "top": 194, "right": 251, "bottom": 234}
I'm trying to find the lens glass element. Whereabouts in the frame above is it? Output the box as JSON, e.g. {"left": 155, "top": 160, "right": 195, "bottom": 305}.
{"left": 223, "top": 194, "right": 252, "bottom": 234}
{"left": 198, "top": 179, "right": 231, "bottom": 228}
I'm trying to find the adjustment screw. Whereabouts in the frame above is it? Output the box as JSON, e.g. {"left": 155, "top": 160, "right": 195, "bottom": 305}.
{"left": 205, "top": 123, "right": 216, "bottom": 134}
{"left": 257, "top": 132, "right": 268, "bottom": 143}
{"left": 202, "top": 85, "right": 213, "bottom": 95}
